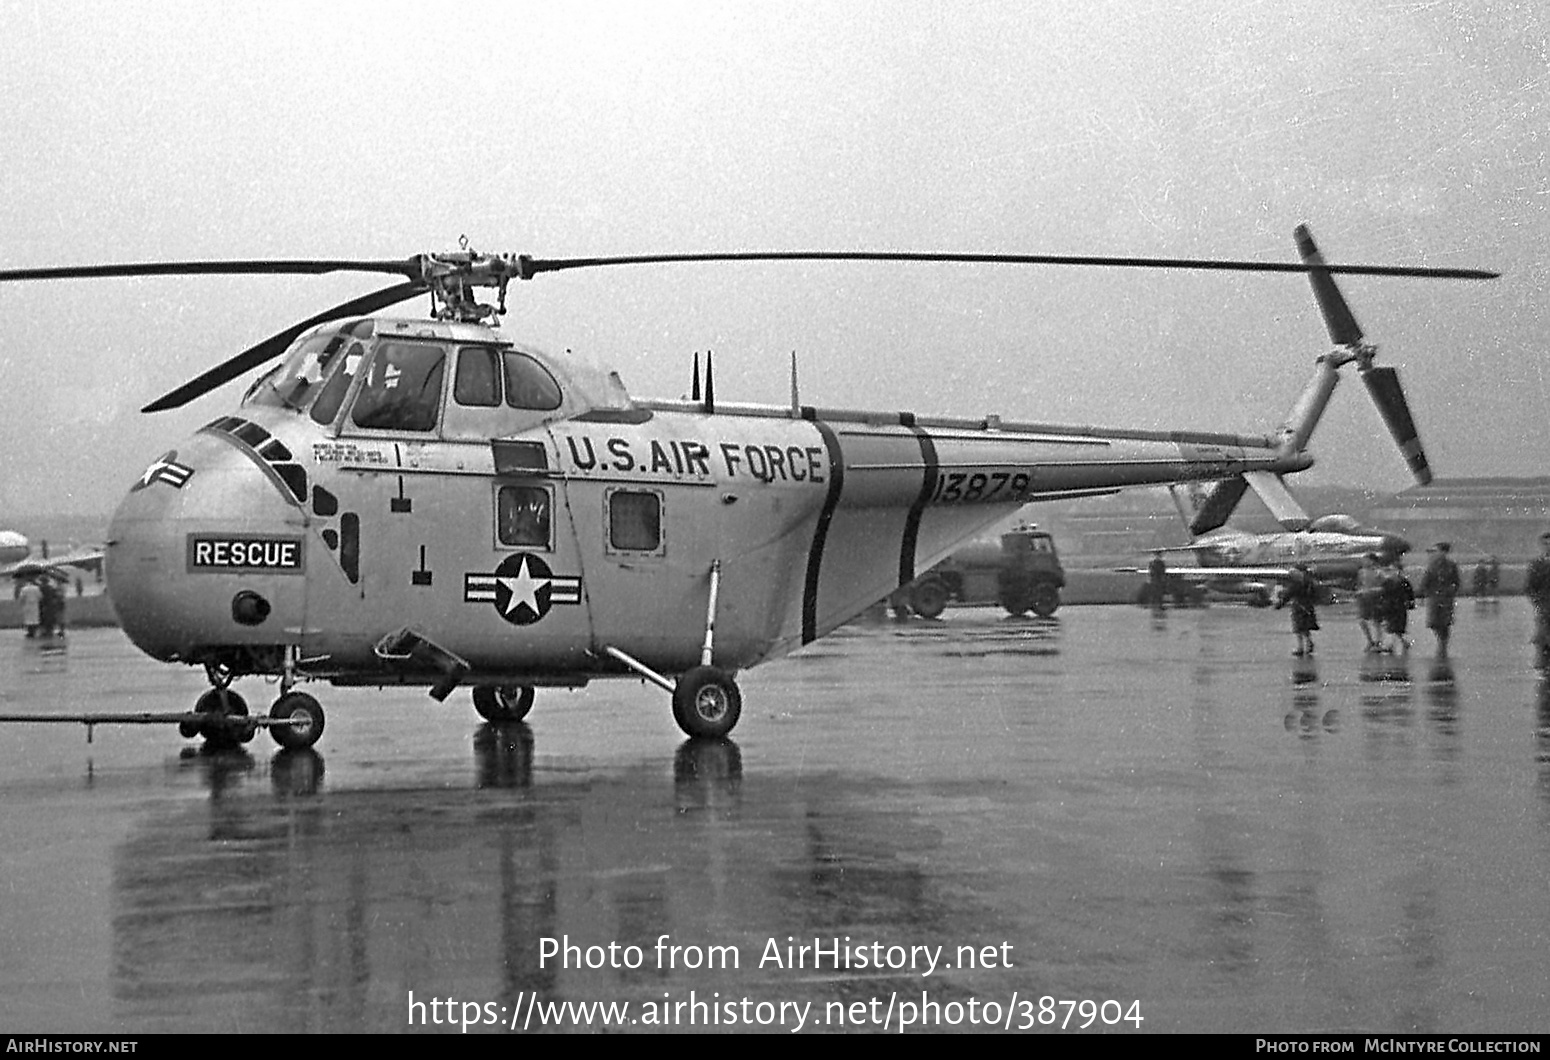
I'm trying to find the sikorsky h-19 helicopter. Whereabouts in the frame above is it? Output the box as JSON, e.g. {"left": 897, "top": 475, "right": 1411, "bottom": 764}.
{"left": 0, "top": 226, "right": 1495, "bottom": 750}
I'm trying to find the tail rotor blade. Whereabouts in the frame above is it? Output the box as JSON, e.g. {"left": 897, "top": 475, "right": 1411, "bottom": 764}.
{"left": 1361, "top": 365, "right": 1432, "bottom": 485}
{"left": 1185, "top": 477, "right": 1250, "bottom": 536}
{"left": 141, "top": 280, "right": 426, "bottom": 412}
{"left": 1294, "top": 224, "right": 1365, "bottom": 346}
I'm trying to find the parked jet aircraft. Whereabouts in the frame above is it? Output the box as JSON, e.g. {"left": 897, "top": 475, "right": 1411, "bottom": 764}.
{"left": 0, "top": 226, "right": 1493, "bottom": 749}
{"left": 1139, "top": 483, "right": 1411, "bottom": 604}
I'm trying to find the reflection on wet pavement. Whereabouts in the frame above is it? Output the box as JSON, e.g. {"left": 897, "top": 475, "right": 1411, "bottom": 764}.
{"left": 2, "top": 602, "right": 1549, "bottom": 1032}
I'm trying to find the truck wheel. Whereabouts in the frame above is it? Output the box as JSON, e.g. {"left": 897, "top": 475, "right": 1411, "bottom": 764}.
{"left": 910, "top": 578, "right": 948, "bottom": 619}
{"left": 1029, "top": 583, "right": 1060, "bottom": 617}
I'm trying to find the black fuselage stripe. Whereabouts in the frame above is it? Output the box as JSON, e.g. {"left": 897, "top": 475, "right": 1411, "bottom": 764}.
{"left": 802, "top": 420, "right": 845, "bottom": 644}
{"left": 900, "top": 426, "right": 938, "bottom": 587}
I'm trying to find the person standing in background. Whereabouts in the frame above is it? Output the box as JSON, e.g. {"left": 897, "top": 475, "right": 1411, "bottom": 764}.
{"left": 1526, "top": 532, "right": 1550, "bottom": 669}
{"left": 1355, "top": 552, "right": 1385, "bottom": 652}
{"left": 1419, "top": 542, "right": 1461, "bottom": 655}
{"left": 16, "top": 576, "right": 42, "bottom": 638}
{"left": 1276, "top": 562, "right": 1320, "bottom": 657}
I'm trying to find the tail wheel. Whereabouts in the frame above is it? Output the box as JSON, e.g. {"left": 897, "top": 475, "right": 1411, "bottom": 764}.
{"left": 269, "top": 692, "right": 326, "bottom": 750}
{"left": 192, "top": 688, "right": 253, "bottom": 748}
{"left": 472, "top": 685, "right": 535, "bottom": 722}
{"left": 672, "top": 666, "right": 743, "bottom": 739}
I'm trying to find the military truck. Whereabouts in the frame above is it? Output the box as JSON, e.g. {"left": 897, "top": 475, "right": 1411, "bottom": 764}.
{"left": 891, "top": 523, "right": 1066, "bottom": 618}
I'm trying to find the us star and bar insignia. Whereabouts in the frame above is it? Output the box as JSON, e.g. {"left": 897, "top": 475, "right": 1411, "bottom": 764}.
{"left": 132, "top": 451, "right": 195, "bottom": 491}
{"left": 465, "top": 553, "right": 582, "bottom": 626}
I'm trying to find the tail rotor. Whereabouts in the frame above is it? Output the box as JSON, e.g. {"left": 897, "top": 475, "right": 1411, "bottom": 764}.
{"left": 1294, "top": 224, "right": 1433, "bottom": 486}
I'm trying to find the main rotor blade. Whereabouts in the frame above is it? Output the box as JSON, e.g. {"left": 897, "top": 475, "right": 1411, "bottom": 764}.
{"left": 0, "top": 259, "right": 422, "bottom": 283}
{"left": 1294, "top": 225, "right": 1365, "bottom": 345}
{"left": 517, "top": 250, "right": 1499, "bottom": 281}
{"left": 1361, "top": 365, "right": 1432, "bottom": 486}
{"left": 141, "top": 280, "right": 427, "bottom": 413}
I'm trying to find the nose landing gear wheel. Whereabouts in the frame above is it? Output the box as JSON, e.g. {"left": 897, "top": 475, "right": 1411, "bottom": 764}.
{"left": 672, "top": 666, "right": 742, "bottom": 739}
{"left": 472, "top": 685, "right": 535, "bottom": 722}
{"left": 190, "top": 688, "right": 254, "bottom": 749}
{"left": 269, "top": 692, "right": 326, "bottom": 750}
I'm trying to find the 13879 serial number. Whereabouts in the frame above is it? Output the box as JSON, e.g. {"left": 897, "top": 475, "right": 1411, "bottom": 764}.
{"left": 930, "top": 470, "right": 1032, "bottom": 505}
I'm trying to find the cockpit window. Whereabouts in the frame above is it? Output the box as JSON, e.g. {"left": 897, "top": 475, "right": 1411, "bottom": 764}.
{"left": 350, "top": 342, "right": 446, "bottom": 432}
{"left": 249, "top": 332, "right": 348, "bottom": 412}
{"left": 310, "top": 342, "right": 365, "bottom": 426}
{"left": 454, "top": 347, "right": 502, "bottom": 407}
{"left": 504, "top": 352, "right": 563, "bottom": 411}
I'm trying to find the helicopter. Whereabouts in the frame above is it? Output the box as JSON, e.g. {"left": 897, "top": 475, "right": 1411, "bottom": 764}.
{"left": 0, "top": 226, "right": 1495, "bottom": 750}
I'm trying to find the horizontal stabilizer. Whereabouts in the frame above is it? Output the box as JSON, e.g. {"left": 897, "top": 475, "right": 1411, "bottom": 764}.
{"left": 1242, "top": 472, "right": 1311, "bottom": 531}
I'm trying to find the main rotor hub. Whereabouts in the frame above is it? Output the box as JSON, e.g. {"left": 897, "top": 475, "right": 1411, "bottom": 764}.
{"left": 414, "top": 249, "right": 534, "bottom": 323}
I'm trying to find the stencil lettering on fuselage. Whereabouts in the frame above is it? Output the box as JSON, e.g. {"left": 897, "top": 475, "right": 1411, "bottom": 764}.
{"left": 560, "top": 434, "right": 826, "bottom": 485}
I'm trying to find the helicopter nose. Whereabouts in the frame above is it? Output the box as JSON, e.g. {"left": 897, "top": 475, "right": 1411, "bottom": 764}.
{"left": 106, "top": 429, "right": 307, "bottom": 663}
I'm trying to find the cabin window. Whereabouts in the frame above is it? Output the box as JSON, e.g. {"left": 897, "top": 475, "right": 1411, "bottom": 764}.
{"left": 504, "top": 352, "right": 563, "bottom": 411}
{"left": 607, "top": 489, "right": 662, "bottom": 552}
{"left": 350, "top": 342, "right": 446, "bottom": 432}
{"left": 497, "top": 485, "right": 552, "bottom": 549}
{"left": 454, "top": 347, "right": 502, "bottom": 407}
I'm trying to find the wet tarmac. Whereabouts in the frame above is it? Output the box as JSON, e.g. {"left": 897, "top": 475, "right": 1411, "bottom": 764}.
{"left": 1, "top": 600, "right": 1547, "bottom": 1034}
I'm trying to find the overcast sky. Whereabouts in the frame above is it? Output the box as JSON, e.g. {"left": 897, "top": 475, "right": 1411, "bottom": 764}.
{"left": 1, "top": 0, "right": 1545, "bottom": 519}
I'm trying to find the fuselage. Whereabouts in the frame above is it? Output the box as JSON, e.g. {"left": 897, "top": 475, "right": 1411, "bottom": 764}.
{"left": 105, "top": 315, "right": 1309, "bottom": 688}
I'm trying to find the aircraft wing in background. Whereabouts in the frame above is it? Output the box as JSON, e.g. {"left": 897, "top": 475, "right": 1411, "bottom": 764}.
{"left": 1115, "top": 565, "right": 1297, "bottom": 582}
{"left": 1, "top": 547, "right": 104, "bottom": 581}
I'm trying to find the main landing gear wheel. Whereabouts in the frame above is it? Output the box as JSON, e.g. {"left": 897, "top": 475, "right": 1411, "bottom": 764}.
{"left": 189, "top": 688, "right": 254, "bottom": 749}
{"left": 472, "top": 685, "right": 535, "bottom": 722}
{"left": 269, "top": 692, "right": 326, "bottom": 750}
{"left": 672, "top": 666, "right": 742, "bottom": 739}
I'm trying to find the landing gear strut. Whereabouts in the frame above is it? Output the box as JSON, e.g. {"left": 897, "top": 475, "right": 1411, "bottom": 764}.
{"left": 604, "top": 559, "right": 744, "bottom": 740}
